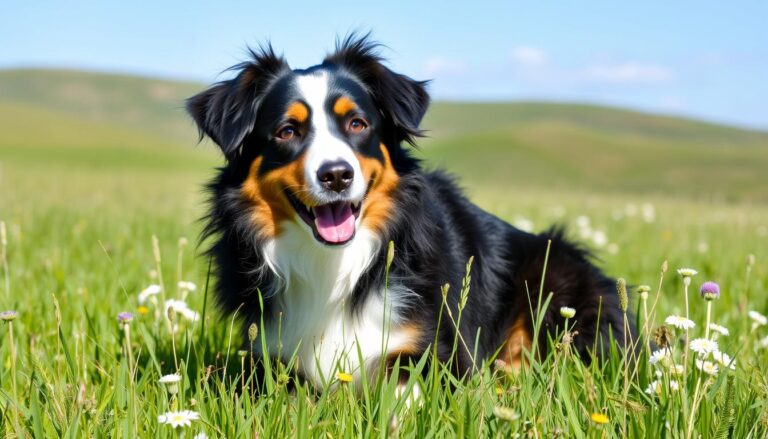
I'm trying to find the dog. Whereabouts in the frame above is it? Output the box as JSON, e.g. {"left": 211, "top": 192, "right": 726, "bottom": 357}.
{"left": 187, "top": 35, "right": 628, "bottom": 387}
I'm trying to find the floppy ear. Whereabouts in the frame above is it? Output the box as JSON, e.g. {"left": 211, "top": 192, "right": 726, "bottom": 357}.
{"left": 324, "top": 34, "right": 430, "bottom": 146}
{"left": 187, "top": 46, "right": 289, "bottom": 158}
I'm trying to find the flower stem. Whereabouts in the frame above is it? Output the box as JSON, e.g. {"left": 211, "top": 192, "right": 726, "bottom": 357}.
{"left": 683, "top": 278, "right": 691, "bottom": 374}
{"left": 8, "top": 321, "right": 20, "bottom": 435}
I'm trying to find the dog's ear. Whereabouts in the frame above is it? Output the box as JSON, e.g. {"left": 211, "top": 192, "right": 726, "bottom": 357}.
{"left": 187, "top": 45, "right": 289, "bottom": 158}
{"left": 324, "top": 33, "right": 430, "bottom": 146}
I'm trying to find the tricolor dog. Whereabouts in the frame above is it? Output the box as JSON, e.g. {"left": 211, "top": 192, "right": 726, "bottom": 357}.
{"left": 187, "top": 35, "right": 628, "bottom": 387}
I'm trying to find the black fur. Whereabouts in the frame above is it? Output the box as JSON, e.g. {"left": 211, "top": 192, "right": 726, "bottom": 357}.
{"left": 189, "top": 35, "right": 629, "bottom": 379}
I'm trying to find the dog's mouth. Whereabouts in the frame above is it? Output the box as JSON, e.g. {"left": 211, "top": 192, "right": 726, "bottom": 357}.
{"left": 286, "top": 192, "right": 363, "bottom": 246}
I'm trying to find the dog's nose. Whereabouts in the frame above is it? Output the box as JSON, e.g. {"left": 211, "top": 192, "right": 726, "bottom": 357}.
{"left": 317, "top": 160, "right": 354, "bottom": 193}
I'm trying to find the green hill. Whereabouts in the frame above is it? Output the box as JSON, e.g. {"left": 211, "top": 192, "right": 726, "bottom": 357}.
{"left": 1, "top": 68, "right": 767, "bottom": 202}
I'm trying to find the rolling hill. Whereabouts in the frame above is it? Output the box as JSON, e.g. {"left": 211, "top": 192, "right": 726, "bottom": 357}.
{"left": 1, "top": 68, "right": 767, "bottom": 202}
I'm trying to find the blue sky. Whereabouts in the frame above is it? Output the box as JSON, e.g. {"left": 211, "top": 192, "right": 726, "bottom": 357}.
{"left": 2, "top": 0, "right": 767, "bottom": 128}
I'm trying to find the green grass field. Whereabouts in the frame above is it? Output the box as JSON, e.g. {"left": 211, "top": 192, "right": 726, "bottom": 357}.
{"left": 1, "top": 69, "right": 767, "bottom": 437}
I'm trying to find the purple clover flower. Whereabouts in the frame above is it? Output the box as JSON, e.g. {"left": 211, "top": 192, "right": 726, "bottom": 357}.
{"left": 117, "top": 312, "right": 134, "bottom": 324}
{"left": 700, "top": 281, "right": 721, "bottom": 301}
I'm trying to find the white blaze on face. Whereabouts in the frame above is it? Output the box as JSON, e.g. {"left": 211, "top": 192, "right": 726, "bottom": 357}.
{"left": 295, "top": 71, "right": 366, "bottom": 203}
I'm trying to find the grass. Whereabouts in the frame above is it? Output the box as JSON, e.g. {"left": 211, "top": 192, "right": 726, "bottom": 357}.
{"left": 1, "top": 68, "right": 768, "bottom": 437}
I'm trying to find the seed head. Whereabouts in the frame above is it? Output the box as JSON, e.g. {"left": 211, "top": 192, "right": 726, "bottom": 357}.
{"left": 616, "top": 278, "right": 628, "bottom": 312}
{"left": 747, "top": 254, "right": 755, "bottom": 268}
{"left": 652, "top": 325, "right": 674, "bottom": 349}
{"left": 699, "top": 281, "right": 720, "bottom": 301}
{"left": 661, "top": 260, "right": 668, "bottom": 273}
{"left": 0, "top": 221, "right": 6, "bottom": 246}
{"left": 248, "top": 323, "right": 258, "bottom": 342}
{"left": 386, "top": 240, "right": 395, "bottom": 269}
{"left": 637, "top": 285, "right": 651, "bottom": 300}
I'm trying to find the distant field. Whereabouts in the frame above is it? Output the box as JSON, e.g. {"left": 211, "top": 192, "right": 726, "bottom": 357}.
{"left": 1, "top": 69, "right": 767, "bottom": 437}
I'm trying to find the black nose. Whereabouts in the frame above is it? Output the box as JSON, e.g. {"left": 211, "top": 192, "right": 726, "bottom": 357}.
{"left": 317, "top": 160, "right": 354, "bottom": 193}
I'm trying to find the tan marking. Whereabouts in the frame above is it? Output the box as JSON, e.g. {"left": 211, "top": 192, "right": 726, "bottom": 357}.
{"left": 333, "top": 96, "right": 357, "bottom": 116}
{"left": 285, "top": 102, "right": 309, "bottom": 123}
{"left": 500, "top": 315, "right": 531, "bottom": 370}
{"left": 357, "top": 144, "right": 400, "bottom": 234}
{"left": 240, "top": 154, "right": 308, "bottom": 239}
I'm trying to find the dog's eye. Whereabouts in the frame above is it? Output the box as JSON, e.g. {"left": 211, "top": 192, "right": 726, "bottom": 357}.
{"left": 348, "top": 118, "right": 368, "bottom": 133}
{"left": 277, "top": 125, "right": 298, "bottom": 140}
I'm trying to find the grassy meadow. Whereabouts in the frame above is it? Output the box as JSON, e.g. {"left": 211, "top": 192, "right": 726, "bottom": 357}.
{"left": 1, "top": 69, "right": 768, "bottom": 437}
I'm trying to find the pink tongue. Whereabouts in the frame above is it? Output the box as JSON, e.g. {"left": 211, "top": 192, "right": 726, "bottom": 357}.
{"left": 314, "top": 202, "right": 355, "bottom": 243}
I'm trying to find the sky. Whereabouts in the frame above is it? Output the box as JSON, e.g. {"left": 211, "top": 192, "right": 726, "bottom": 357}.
{"left": 2, "top": 0, "right": 767, "bottom": 129}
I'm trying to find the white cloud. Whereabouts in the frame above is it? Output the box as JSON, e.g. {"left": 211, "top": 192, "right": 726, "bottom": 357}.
{"left": 511, "top": 46, "right": 548, "bottom": 66}
{"left": 421, "top": 57, "right": 467, "bottom": 77}
{"left": 581, "top": 62, "right": 673, "bottom": 84}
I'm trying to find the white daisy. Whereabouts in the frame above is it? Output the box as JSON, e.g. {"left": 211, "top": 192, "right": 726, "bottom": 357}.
{"left": 178, "top": 281, "right": 197, "bottom": 292}
{"left": 645, "top": 380, "right": 661, "bottom": 395}
{"left": 711, "top": 351, "right": 735, "bottom": 370}
{"left": 665, "top": 315, "right": 696, "bottom": 330}
{"left": 159, "top": 373, "right": 182, "bottom": 384}
{"left": 193, "top": 433, "right": 209, "bottom": 439}
{"left": 760, "top": 336, "right": 768, "bottom": 349}
{"left": 138, "top": 284, "right": 162, "bottom": 304}
{"left": 669, "top": 380, "right": 680, "bottom": 391}
{"left": 649, "top": 349, "right": 671, "bottom": 366}
{"left": 677, "top": 268, "right": 698, "bottom": 277}
{"left": 689, "top": 338, "right": 718, "bottom": 356}
{"left": 749, "top": 310, "right": 767, "bottom": 327}
{"left": 669, "top": 364, "right": 685, "bottom": 376}
{"left": 708, "top": 323, "right": 729, "bottom": 336}
{"left": 164, "top": 299, "right": 200, "bottom": 322}
{"left": 695, "top": 359, "right": 719, "bottom": 376}
{"left": 158, "top": 410, "right": 200, "bottom": 428}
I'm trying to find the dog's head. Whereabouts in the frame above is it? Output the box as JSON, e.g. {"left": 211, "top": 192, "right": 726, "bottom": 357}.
{"left": 188, "top": 35, "right": 429, "bottom": 246}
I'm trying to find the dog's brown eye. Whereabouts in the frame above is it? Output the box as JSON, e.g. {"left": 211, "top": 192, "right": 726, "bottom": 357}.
{"left": 348, "top": 118, "right": 368, "bottom": 133}
{"left": 277, "top": 126, "right": 298, "bottom": 140}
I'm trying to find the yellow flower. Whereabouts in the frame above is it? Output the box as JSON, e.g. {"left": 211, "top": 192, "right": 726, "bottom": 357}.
{"left": 591, "top": 412, "right": 609, "bottom": 425}
{"left": 495, "top": 386, "right": 503, "bottom": 396}
{"left": 335, "top": 371, "right": 353, "bottom": 383}
{"left": 137, "top": 306, "right": 149, "bottom": 315}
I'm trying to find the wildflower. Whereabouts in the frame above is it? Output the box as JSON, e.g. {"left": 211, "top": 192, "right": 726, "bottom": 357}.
{"left": 560, "top": 307, "right": 576, "bottom": 319}
{"left": 649, "top": 349, "right": 671, "bottom": 366}
{"left": 178, "top": 237, "right": 188, "bottom": 247}
{"left": 645, "top": 380, "right": 662, "bottom": 396}
{"left": 117, "top": 312, "right": 134, "bottom": 324}
{"left": 665, "top": 315, "right": 695, "bottom": 330}
{"left": 0, "top": 310, "right": 18, "bottom": 322}
{"left": 669, "top": 380, "right": 680, "bottom": 391}
{"left": 137, "top": 306, "right": 149, "bottom": 315}
{"left": 708, "top": 323, "right": 729, "bottom": 336}
{"left": 335, "top": 371, "right": 353, "bottom": 383}
{"left": 575, "top": 215, "right": 590, "bottom": 229}
{"left": 699, "top": 281, "right": 720, "bottom": 301}
{"left": 711, "top": 351, "right": 735, "bottom": 370}
{"left": 159, "top": 373, "right": 182, "bottom": 395}
{"left": 164, "top": 299, "right": 199, "bottom": 322}
{"left": 138, "top": 285, "right": 162, "bottom": 304}
{"left": 695, "top": 359, "right": 718, "bottom": 376}
{"left": 669, "top": 364, "right": 685, "bottom": 376}
{"left": 760, "top": 336, "right": 768, "bottom": 349}
{"left": 157, "top": 410, "right": 199, "bottom": 428}
{"left": 748, "top": 310, "right": 767, "bottom": 327}
{"left": 590, "top": 412, "right": 609, "bottom": 424}
{"left": 689, "top": 338, "right": 718, "bottom": 356}
{"left": 493, "top": 405, "right": 520, "bottom": 421}
{"left": 592, "top": 230, "right": 607, "bottom": 247}
{"left": 193, "top": 433, "right": 209, "bottom": 439}
{"left": 637, "top": 285, "right": 651, "bottom": 300}
{"left": 178, "top": 281, "right": 197, "bottom": 292}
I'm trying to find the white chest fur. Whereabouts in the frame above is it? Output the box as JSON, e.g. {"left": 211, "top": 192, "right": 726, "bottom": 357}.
{"left": 259, "top": 222, "right": 415, "bottom": 386}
